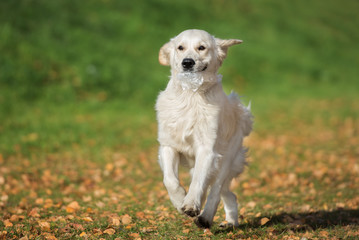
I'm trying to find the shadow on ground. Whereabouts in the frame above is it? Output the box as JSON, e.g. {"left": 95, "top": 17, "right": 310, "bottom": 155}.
{"left": 215, "top": 208, "right": 359, "bottom": 234}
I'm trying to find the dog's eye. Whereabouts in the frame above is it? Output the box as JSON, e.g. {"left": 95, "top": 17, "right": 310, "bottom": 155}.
{"left": 198, "top": 45, "right": 206, "bottom": 51}
{"left": 178, "top": 45, "right": 184, "bottom": 51}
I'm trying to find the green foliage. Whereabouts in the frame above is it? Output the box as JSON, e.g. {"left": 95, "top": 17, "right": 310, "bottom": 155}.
{"left": 0, "top": 0, "right": 358, "bottom": 108}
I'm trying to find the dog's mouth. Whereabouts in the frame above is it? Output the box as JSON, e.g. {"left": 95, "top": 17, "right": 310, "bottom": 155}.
{"left": 182, "top": 64, "right": 207, "bottom": 73}
{"left": 201, "top": 65, "right": 207, "bottom": 72}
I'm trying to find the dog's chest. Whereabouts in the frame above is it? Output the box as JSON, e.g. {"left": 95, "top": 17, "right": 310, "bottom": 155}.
{"left": 157, "top": 92, "right": 219, "bottom": 154}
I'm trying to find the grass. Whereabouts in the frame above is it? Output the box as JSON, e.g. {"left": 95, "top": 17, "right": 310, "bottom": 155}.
{"left": 1, "top": 0, "right": 359, "bottom": 239}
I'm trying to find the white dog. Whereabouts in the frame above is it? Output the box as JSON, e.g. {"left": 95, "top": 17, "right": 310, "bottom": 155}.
{"left": 155, "top": 29, "right": 253, "bottom": 228}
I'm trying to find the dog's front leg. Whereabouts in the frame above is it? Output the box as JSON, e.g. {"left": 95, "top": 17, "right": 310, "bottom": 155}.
{"left": 181, "top": 148, "right": 217, "bottom": 217}
{"left": 159, "top": 145, "right": 186, "bottom": 213}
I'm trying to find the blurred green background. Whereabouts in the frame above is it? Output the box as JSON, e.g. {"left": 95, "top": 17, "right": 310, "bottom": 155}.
{"left": 1, "top": 0, "right": 358, "bottom": 157}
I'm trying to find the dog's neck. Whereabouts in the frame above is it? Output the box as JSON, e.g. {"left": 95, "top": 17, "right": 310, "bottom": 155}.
{"left": 170, "top": 72, "right": 222, "bottom": 94}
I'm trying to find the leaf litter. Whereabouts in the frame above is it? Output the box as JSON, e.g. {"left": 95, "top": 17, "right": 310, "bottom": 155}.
{"left": 0, "top": 99, "right": 359, "bottom": 239}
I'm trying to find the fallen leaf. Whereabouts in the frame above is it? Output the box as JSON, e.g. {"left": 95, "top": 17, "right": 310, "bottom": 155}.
{"left": 0, "top": 176, "right": 5, "bottom": 185}
{"left": 239, "top": 207, "right": 246, "bottom": 215}
{"left": 125, "top": 224, "right": 134, "bottom": 229}
{"left": 263, "top": 204, "right": 272, "bottom": 210}
{"left": 28, "top": 208, "right": 40, "bottom": 218}
{"left": 136, "top": 211, "right": 145, "bottom": 219}
{"left": 129, "top": 232, "right": 140, "bottom": 238}
{"left": 320, "top": 230, "right": 329, "bottom": 237}
{"left": 182, "top": 229, "right": 190, "bottom": 234}
{"left": 70, "top": 223, "right": 84, "bottom": 230}
{"left": 35, "top": 198, "right": 44, "bottom": 205}
{"left": 103, "top": 228, "right": 115, "bottom": 235}
{"left": 68, "top": 201, "right": 80, "bottom": 209}
{"left": 66, "top": 201, "right": 80, "bottom": 213}
{"left": 44, "top": 198, "right": 54, "bottom": 208}
{"left": 79, "top": 232, "right": 87, "bottom": 237}
{"left": 42, "top": 233, "right": 57, "bottom": 240}
{"left": 106, "top": 163, "right": 114, "bottom": 172}
{"left": 121, "top": 214, "right": 132, "bottom": 225}
{"left": 83, "top": 196, "right": 92, "bottom": 202}
{"left": 203, "top": 228, "right": 213, "bottom": 236}
{"left": 246, "top": 201, "right": 256, "bottom": 208}
{"left": 93, "top": 228, "right": 102, "bottom": 235}
{"left": 141, "top": 227, "right": 156, "bottom": 233}
{"left": 39, "top": 221, "right": 51, "bottom": 231}
{"left": 82, "top": 217, "right": 93, "bottom": 222}
{"left": 110, "top": 216, "right": 121, "bottom": 226}
{"left": 260, "top": 217, "right": 270, "bottom": 226}
{"left": 3, "top": 219, "right": 13, "bottom": 227}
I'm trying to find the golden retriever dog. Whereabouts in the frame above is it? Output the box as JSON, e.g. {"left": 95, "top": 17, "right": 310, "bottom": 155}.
{"left": 156, "top": 29, "right": 252, "bottom": 228}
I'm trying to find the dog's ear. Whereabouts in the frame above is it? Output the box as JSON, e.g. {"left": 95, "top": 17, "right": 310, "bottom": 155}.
{"left": 159, "top": 42, "right": 172, "bottom": 66}
{"left": 215, "top": 38, "right": 242, "bottom": 63}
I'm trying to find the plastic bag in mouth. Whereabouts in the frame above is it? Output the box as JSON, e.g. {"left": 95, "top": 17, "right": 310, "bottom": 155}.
{"left": 177, "top": 72, "right": 204, "bottom": 92}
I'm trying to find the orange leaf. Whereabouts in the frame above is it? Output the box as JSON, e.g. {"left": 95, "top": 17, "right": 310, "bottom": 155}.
{"left": 121, "top": 214, "right": 132, "bottom": 225}
{"left": 35, "top": 198, "right": 44, "bottom": 205}
{"left": 260, "top": 217, "right": 270, "bottom": 226}
{"left": 110, "top": 217, "right": 120, "bottom": 226}
{"left": 104, "top": 228, "right": 115, "bottom": 235}
{"left": 9, "top": 215, "right": 20, "bottom": 222}
{"left": 141, "top": 227, "right": 156, "bottom": 233}
{"left": 246, "top": 201, "right": 256, "bottom": 208}
{"left": 129, "top": 232, "right": 140, "bottom": 238}
{"left": 67, "top": 201, "right": 80, "bottom": 209}
{"left": 239, "top": 207, "right": 246, "bottom": 215}
{"left": 3, "top": 219, "right": 13, "bottom": 227}
{"left": 39, "top": 221, "right": 51, "bottom": 231}
{"left": 66, "top": 201, "right": 80, "bottom": 213}
{"left": 320, "top": 230, "right": 329, "bottom": 237}
{"left": 28, "top": 208, "right": 40, "bottom": 218}
{"left": 82, "top": 217, "right": 93, "bottom": 222}
{"left": 136, "top": 211, "right": 145, "bottom": 219}
{"left": 182, "top": 229, "right": 190, "bottom": 234}
{"left": 203, "top": 228, "right": 213, "bottom": 236}
{"left": 66, "top": 207, "right": 75, "bottom": 213}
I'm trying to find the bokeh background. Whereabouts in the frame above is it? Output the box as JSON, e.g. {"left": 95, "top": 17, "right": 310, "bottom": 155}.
{"left": 1, "top": 0, "right": 358, "bottom": 154}
{"left": 1, "top": 0, "right": 358, "bottom": 238}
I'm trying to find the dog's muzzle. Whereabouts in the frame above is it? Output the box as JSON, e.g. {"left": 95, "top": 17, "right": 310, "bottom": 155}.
{"left": 182, "top": 58, "right": 195, "bottom": 71}
{"left": 182, "top": 58, "right": 207, "bottom": 72}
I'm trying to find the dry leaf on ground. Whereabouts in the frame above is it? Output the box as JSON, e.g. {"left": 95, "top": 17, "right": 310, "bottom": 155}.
{"left": 260, "top": 217, "right": 270, "bottom": 226}
{"left": 103, "top": 228, "right": 116, "bottom": 235}
{"left": 121, "top": 214, "right": 132, "bottom": 225}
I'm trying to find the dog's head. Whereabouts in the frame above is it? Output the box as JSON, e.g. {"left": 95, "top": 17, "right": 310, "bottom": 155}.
{"left": 159, "top": 29, "right": 242, "bottom": 75}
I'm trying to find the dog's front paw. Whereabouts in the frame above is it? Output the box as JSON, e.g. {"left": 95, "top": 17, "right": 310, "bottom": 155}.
{"left": 194, "top": 215, "right": 212, "bottom": 229}
{"left": 181, "top": 205, "right": 200, "bottom": 217}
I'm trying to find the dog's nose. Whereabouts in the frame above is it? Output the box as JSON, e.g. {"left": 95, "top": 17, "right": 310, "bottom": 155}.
{"left": 182, "top": 58, "right": 195, "bottom": 70}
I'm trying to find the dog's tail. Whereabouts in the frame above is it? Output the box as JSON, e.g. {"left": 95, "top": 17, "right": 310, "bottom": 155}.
{"left": 228, "top": 91, "right": 253, "bottom": 137}
{"left": 247, "top": 100, "right": 251, "bottom": 111}
{"left": 241, "top": 101, "right": 253, "bottom": 137}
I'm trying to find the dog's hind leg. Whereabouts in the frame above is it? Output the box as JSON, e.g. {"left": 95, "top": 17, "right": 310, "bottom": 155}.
{"left": 159, "top": 146, "right": 186, "bottom": 213}
{"left": 194, "top": 179, "right": 223, "bottom": 228}
{"left": 194, "top": 172, "right": 236, "bottom": 229}
{"left": 194, "top": 146, "right": 245, "bottom": 228}
{"left": 220, "top": 180, "right": 239, "bottom": 228}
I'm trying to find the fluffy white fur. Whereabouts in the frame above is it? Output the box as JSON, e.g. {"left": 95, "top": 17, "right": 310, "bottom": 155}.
{"left": 155, "top": 29, "right": 253, "bottom": 228}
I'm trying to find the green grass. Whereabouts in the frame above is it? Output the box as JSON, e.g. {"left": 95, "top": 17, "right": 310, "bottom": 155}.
{"left": 1, "top": 0, "right": 359, "bottom": 239}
